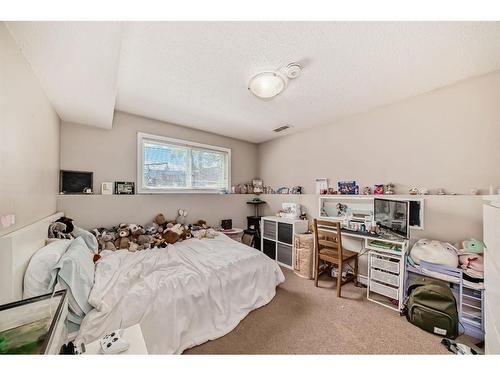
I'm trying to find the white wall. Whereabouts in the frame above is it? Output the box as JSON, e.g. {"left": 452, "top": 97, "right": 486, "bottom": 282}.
{"left": 58, "top": 111, "right": 259, "bottom": 228}
{"left": 0, "top": 23, "right": 60, "bottom": 236}
{"left": 259, "top": 71, "right": 500, "bottom": 241}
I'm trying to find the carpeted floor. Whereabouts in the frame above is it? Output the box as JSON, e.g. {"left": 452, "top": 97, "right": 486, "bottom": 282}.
{"left": 186, "top": 267, "right": 479, "bottom": 354}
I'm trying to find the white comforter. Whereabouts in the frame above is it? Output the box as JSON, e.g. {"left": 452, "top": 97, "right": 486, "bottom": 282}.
{"left": 76, "top": 234, "right": 284, "bottom": 354}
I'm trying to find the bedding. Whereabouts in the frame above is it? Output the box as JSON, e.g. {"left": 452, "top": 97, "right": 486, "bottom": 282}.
{"left": 76, "top": 234, "right": 284, "bottom": 353}
{"left": 72, "top": 226, "right": 99, "bottom": 254}
{"left": 23, "top": 239, "right": 72, "bottom": 299}
{"left": 50, "top": 237, "right": 95, "bottom": 325}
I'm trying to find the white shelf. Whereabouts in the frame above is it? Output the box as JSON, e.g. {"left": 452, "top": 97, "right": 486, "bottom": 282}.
{"left": 261, "top": 217, "right": 308, "bottom": 270}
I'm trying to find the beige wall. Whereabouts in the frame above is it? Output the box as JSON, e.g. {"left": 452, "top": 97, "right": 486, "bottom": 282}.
{"left": 58, "top": 111, "right": 258, "bottom": 228}
{"left": 259, "top": 71, "right": 500, "bottom": 195}
{"left": 0, "top": 23, "right": 60, "bottom": 236}
{"left": 258, "top": 72, "right": 500, "bottom": 241}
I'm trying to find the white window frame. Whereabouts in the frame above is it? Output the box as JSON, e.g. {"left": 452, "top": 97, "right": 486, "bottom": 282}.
{"left": 137, "top": 132, "right": 231, "bottom": 194}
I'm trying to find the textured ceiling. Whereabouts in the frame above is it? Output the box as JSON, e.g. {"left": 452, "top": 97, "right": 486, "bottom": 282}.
{"left": 6, "top": 21, "right": 123, "bottom": 129}
{"left": 6, "top": 21, "right": 500, "bottom": 142}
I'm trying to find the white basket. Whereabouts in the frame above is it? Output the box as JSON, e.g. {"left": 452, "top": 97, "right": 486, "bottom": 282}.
{"left": 371, "top": 269, "right": 399, "bottom": 287}
{"left": 370, "top": 280, "right": 399, "bottom": 300}
{"left": 371, "top": 256, "right": 400, "bottom": 274}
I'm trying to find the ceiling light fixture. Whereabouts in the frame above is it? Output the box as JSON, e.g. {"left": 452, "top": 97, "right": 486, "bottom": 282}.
{"left": 248, "top": 62, "right": 302, "bottom": 100}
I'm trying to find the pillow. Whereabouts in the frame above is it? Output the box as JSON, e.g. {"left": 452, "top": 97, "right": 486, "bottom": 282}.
{"left": 72, "top": 226, "right": 98, "bottom": 254}
{"left": 23, "top": 239, "right": 72, "bottom": 299}
{"left": 50, "top": 237, "right": 95, "bottom": 325}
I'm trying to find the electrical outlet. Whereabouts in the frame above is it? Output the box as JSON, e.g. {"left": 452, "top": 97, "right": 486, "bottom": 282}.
{"left": 1, "top": 214, "right": 15, "bottom": 229}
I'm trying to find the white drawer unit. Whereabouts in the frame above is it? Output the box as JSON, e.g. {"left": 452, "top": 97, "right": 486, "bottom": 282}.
{"left": 367, "top": 241, "right": 407, "bottom": 311}
{"left": 261, "top": 216, "right": 309, "bottom": 269}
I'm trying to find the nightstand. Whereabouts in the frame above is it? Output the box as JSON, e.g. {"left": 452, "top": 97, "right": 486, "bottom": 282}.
{"left": 220, "top": 228, "right": 244, "bottom": 242}
{"left": 83, "top": 324, "right": 148, "bottom": 354}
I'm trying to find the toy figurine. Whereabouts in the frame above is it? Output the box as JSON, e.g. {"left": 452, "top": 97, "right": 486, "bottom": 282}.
{"left": 384, "top": 183, "right": 395, "bottom": 195}
{"left": 362, "top": 186, "right": 371, "bottom": 195}
{"left": 409, "top": 187, "right": 419, "bottom": 195}
{"left": 373, "top": 184, "right": 384, "bottom": 195}
{"left": 418, "top": 187, "right": 429, "bottom": 195}
{"left": 336, "top": 203, "right": 347, "bottom": 216}
{"left": 328, "top": 187, "right": 337, "bottom": 195}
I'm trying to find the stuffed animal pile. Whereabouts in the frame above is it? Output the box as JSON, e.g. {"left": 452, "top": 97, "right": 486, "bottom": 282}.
{"left": 48, "top": 216, "right": 75, "bottom": 239}
{"left": 91, "top": 209, "right": 217, "bottom": 253}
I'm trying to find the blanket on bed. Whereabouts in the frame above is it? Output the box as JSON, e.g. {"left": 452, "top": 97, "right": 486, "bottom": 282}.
{"left": 75, "top": 234, "right": 284, "bottom": 353}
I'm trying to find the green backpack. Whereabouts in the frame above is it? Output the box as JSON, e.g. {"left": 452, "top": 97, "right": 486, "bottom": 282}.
{"left": 402, "top": 277, "right": 459, "bottom": 339}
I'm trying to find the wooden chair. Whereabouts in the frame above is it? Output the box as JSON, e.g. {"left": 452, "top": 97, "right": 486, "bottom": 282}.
{"left": 313, "top": 219, "right": 358, "bottom": 297}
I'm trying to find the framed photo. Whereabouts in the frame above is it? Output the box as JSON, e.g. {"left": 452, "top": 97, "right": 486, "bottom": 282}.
{"left": 101, "top": 182, "right": 113, "bottom": 195}
{"left": 114, "top": 181, "right": 135, "bottom": 195}
{"left": 338, "top": 181, "right": 358, "bottom": 195}
{"left": 221, "top": 219, "right": 232, "bottom": 230}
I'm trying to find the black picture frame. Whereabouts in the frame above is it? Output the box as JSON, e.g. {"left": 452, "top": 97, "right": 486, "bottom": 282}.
{"left": 114, "top": 181, "right": 135, "bottom": 195}
{"left": 59, "top": 170, "right": 93, "bottom": 194}
{"left": 221, "top": 219, "right": 232, "bottom": 230}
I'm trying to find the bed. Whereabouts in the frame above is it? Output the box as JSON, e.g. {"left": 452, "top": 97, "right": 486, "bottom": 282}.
{"left": 0, "top": 213, "right": 285, "bottom": 354}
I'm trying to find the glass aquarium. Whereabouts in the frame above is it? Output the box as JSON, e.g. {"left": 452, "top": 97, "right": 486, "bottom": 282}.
{"left": 0, "top": 290, "right": 68, "bottom": 354}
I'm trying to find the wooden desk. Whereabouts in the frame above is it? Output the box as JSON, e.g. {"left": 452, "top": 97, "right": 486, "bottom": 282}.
{"left": 318, "top": 224, "right": 409, "bottom": 311}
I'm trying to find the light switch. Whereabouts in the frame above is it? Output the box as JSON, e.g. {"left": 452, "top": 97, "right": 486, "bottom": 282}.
{"left": 1, "top": 214, "right": 15, "bottom": 229}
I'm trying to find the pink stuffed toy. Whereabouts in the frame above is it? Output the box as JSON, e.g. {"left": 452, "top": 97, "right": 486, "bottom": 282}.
{"left": 459, "top": 254, "right": 484, "bottom": 273}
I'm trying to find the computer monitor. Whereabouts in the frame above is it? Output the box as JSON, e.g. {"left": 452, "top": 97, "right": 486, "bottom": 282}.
{"left": 374, "top": 198, "right": 409, "bottom": 238}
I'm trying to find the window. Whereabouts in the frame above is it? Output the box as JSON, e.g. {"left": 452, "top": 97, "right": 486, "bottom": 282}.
{"left": 137, "top": 132, "right": 231, "bottom": 193}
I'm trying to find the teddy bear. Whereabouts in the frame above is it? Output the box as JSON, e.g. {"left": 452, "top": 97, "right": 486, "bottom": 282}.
{"left": 191, "top": 219, "right": 207, "bottom": 231}
{"left": 55, "top": 216, "right": 75, "bottom": 234}
{"left": 180, "top": 225, "right": 191, "bottom": 241}
{"left": 137, "top": 233, "right": 153, "bottom": 250}
{"left": 176, "top": 209, "right": 188, "bottom": 225}
{"left": 129, "top": 224, "right": 144, "bottom": 241}
{"left": 153, "top": 233, "right": 167, "bottom": 248}
{"left": 48, "top": 221, "right": 73, "bottom": 239}
{"left": 128, "top": 224, "right": 141, "bottom": 235}
{"left": 115, "top": 227, "right": 131, "bottom": 250}
{"left": 154, "top": 213, "right": 167, "bottom": 233}
{"left": 163, "top": 230, "right": 180, "bottom": 244}
{"left": 162, "top": 223, "right": 184, "bottom": 244}
{"left": 99, "top": 229, "right": 117, "bottom": 251}
{"left": 127, "top": 224, "right": 150, "bottom": 251}
{"left": 192, "top": 227, "right": 218, "bottom": 240}
{"left": 144, "top": 222, "right": 159, "bottom": 235}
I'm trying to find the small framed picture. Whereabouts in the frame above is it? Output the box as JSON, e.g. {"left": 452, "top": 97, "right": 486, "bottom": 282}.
{"left": 101, "top": 182, "right": 113, "bottom": 195}
{"left": 114, "top": 181, "right": 135, "bottom": 195}
{"left": 221, "top": 219, "right": 232, "bottom": 230}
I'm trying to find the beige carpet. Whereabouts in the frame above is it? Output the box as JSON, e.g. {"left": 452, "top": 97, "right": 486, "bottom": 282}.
{"left": 186, "top": 267, "right": 480, "bottom": 354}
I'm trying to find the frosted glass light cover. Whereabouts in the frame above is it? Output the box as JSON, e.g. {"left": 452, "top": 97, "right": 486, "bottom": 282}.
{"left": 248, "top": 72, "right": 287, "bottom": 99}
